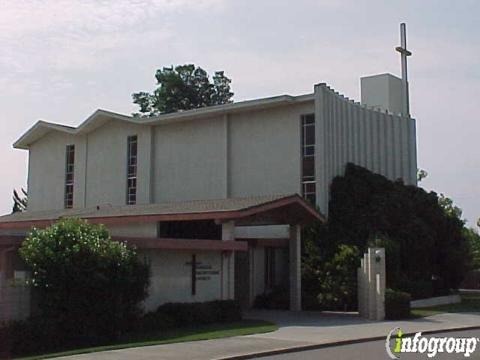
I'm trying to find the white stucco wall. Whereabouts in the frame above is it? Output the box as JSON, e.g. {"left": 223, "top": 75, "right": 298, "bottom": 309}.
{"left": 28, "top": 131, "right": 87, "bottom": 211}
{"left": 152, "top": 116, "right": 227, "bottom": 202}
{"left": 228, "top": 103, "right": 313, "bottom": 198}
{"left": 141, "top": 249, "right": 223, "bottom": 312}
{"left": 314, "top": 83, "right": 417, "bottom": 215}
{"left": 85, "top": 120, "right": 152, "bottom": 207}
{"left": 24, "top": 85, "right": 416, "bottom": 222}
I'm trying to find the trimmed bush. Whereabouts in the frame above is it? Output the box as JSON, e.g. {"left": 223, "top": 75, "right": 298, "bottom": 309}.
{"left": 140, "top": 300, "right": 242, "bottom": 332}
{"left": 396, "top": 278, "right": 433, "bottom": 300}
{"left": 385, "top": 288, "right": 411, "bottom": 320}
{"left": 254, "top": 287, "right": 289, "bottom": 310}
{"left": 17, "top": 219, "right": 149, "bottom": 348}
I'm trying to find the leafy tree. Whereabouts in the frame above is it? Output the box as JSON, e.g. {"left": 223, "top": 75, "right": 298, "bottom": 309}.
{"left": 132, "top": 64, "right": 233, "bottom": 117}
{"left": 464, "top": 227, "right": 480, "bottom": 269}
{"left": 19, "top": 219, "right": 149, "bottom": 344}
{"left": 438, "top": 193, "right": 463, "bottom": 220}
{"left": 302, "top": 217, "right": 360, "bottom": 311}
{"left": 315, "top": 245, "right": 360, "bottom": 311}
{"left": 417, "top": 168, "right": 428, "bottom": 182}
{"left": 326, "top": 163, "right": 470, "bottom": 298}
{"left": 12, "top": 188, "right": 27, "bottom": 213}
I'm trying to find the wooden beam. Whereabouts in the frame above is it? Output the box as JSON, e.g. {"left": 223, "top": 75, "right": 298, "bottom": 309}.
{"left": 114, "top": 236, "right": 248, "bottom": 252}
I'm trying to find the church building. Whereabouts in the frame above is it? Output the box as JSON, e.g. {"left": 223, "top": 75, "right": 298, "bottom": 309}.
{"left": 0, "top": 70, "right": 417, "bottom": 321}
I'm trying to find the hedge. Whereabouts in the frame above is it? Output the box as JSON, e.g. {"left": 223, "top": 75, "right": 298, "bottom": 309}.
{"left": 0, "top": 300, "right": 242, "bottom": 358}
{"left": 139, "top": 300, "right": 242, "bottom": 333}
{"left": 385, "top": 288, "right": 411, "bottom": 320}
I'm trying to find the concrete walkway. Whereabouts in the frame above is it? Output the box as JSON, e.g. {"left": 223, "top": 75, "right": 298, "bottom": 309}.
{"left": 56, "top": 311, "right": 480, "bottom": 360}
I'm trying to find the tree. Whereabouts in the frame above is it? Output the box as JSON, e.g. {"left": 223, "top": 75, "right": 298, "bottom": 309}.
{"left": 327, "top": 164, "right": 470, "bottom": 298}
{"left": 464, "top": 227, "right": 480, "bottom": 269}
{"left": 417, "top": 168, "right": 428, "bottom": 182}
{"left": 132, "top": 64, "right": 233, "bottom": 117}
{"left": 438, "top": 193, "right": 463, "bottom": 220}
{"left": 12, "top": 188, "right": 27, "bottom": 213}
{"left": 19, "top": 219, "right": 149, "bottom": 344}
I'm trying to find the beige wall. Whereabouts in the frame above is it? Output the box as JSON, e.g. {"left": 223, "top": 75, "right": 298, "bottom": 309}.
{"left": 152, "top": 116, "right": 227, "bottom": 202}
{"left": 25, "top": 89, "right": 416, "bottom": 221}
{"left": 314, "top": 83, "right": 417, "bottom": 215}
{"left": 85, "top": 120, "right": 152, "bottom": 207}
{"left": 28, "top": 131, "right": 86, "bottom": 211}
{"left": 25, "top": 102, "right": 314, "bottom": 213}
{"left": 228, "top": 103, "right": 312, "bottom": 197}
{"left": 141, "top": 249, "right": 223, "bottom": 312}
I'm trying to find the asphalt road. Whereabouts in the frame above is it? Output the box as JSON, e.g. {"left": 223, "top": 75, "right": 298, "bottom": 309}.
{"left": 257, "top": 329, "right": 480, "bottom": 360}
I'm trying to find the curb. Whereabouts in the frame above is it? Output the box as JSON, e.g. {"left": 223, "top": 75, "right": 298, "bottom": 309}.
{"left": 219, "top": 325, "right": 480, "bottom": 359}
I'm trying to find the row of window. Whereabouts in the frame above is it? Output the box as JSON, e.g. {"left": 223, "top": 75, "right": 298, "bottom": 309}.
{"left": 301, "top": 114, "right": 316, "bottom": 205}
{"left": 63, "top": 136, "right": 138, "bottom": 209}
{"left": 62, "top": 114, "right": 316, "bottom": 209}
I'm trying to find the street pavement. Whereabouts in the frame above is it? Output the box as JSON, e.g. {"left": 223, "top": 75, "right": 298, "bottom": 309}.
{"left": 55, "top": 311, "right": 480, "bottom": 360}
{"left": 257, "top": 329, "right": 480, "bottom": 359}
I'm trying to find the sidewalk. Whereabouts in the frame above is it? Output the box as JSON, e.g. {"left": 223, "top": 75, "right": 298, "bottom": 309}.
{"left": 56, "top": 311, "right": 480, "bottom": 360}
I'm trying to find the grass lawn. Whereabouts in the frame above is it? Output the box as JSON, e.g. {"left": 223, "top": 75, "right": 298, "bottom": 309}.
{"left": 411, "top": 294, "right": 480, "bottom": 318}
{"left": 18, "top": 319, "right": 277, "bottom": 360}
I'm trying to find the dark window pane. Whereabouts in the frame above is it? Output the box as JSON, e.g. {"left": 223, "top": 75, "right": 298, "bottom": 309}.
{"left": 126, "top": 135, "right": 138, "bottom": 205}
{"left": 306, "top": 193, "right": 316, "bottom": 205}
{"left": 302, "top": 157, "right": 315, "bottom": 179}
{"left": 302, "top": 114, "right": 315, "bottom": 125}
{"left": 304, "top": 145, "right": 315, "bottom": 157}
{"left": 65, "top": 145, "right": 75, "bottom": 209}
{"left": 304, "top": 182, "right": 316, "bottom": 194}
{"left": 305, "top": 124, "right": 315, "bottom": 145}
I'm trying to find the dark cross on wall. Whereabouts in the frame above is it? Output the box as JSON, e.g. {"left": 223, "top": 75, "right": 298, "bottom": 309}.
{"left": 185, "top": 254, "right": 199, "bottom": 295}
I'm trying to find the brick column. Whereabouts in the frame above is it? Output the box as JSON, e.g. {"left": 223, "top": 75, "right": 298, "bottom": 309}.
{"left": 289, "top": 224, "right": 301, "bottom": 311}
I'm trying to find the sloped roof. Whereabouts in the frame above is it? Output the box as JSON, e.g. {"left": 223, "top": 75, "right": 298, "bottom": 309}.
{"left": 14, "top": 93, "right": 314, "bottom": 149}
{"left": 0, "top": 194, "right": 324, "bottom": 229}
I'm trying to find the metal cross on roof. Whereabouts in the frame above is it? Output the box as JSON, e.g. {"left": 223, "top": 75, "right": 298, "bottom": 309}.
{"left": 395, "top": 23, "right": 412, "bottom": 117}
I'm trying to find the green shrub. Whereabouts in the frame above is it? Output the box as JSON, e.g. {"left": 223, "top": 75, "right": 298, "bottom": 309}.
{"left": 396, "top": 278, "right": 433, "bottom": 300}
{"left": 302, "top": 243, "right": 359, "bottom": 311}
{"left": 18, "top": 218, "right": 150, "bottom": 345}
{"left": 385, "top": 289, "right": 411, "bottom": 320}
{"left": 327, "top": 163, "right": 471, "bottom": 295}
{"left": 254, "top": 286, "right": 289, "bottom": 310}
{"left": 140, "top": 300, "right": 242, "bottom": 332}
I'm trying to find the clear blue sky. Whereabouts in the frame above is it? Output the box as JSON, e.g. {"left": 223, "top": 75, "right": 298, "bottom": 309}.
{"left": 0, "top": 0, "right": 478, "bottom": 227}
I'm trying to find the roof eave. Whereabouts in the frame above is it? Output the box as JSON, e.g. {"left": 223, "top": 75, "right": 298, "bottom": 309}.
{"left": 12, "top": 93, "right": 315, "bottom": 149}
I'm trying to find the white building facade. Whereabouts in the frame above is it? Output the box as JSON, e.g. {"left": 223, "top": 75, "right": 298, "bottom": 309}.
{"left": 0, "top": 73, "right": 417, "bottom": 320}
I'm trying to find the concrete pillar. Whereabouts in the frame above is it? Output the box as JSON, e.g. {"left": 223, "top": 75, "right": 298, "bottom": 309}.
{"left": 221, "top": 221, "right": 235, "bottom": 300}
{"left": 367, "top": 248, "right": 376, "bottom": 319}
{"left": 357, "top": 247, "right": 386, "bottom": 321}
{"left": 289, "top": 224, "right": 301, "bottom": 311}
{"left": 376, "top": 248, "right": 386, "bottom": 321}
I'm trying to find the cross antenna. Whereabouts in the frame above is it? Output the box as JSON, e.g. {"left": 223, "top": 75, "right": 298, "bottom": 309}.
{"left": 395, "top": 23, "right": 412, "bottom": 117}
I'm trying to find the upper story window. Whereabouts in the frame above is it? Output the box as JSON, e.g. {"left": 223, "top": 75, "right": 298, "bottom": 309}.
{"left": 301, "top": 114, "right": 316, "bottom": 205}
{"left": 64, "top": 144, "right": 75, "bottom": 209}
{"left": 126, "top": 135, "right": 138, "bottom": 205}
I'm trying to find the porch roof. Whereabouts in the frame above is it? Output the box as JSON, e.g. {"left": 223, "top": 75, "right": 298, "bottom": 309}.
{"left": 0, "top": 194, "right": 324, "bottom": 230}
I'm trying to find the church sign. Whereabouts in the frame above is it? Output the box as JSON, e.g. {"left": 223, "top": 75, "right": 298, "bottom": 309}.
{"left": 185, "top": 254, "right": 220, "bottom": 295}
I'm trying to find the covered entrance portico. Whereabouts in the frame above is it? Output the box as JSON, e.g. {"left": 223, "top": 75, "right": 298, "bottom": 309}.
{"left": 0, "top": 194, "right": 324, "bottom": 318}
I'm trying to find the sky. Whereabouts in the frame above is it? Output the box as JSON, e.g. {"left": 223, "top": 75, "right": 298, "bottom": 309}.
{"left": 0, "top": 0, "right": 478, "bottom": 227}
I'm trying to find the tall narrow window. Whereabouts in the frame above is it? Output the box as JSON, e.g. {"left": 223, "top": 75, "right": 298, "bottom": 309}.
{"left": 64, "top": 144, "right": 75, "bottom": 209}
{"left": 126, "top": 135, "right": 137, "bottom": 205}
{"left": 301, "top": 114, "right": 316, "bottom": 205}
